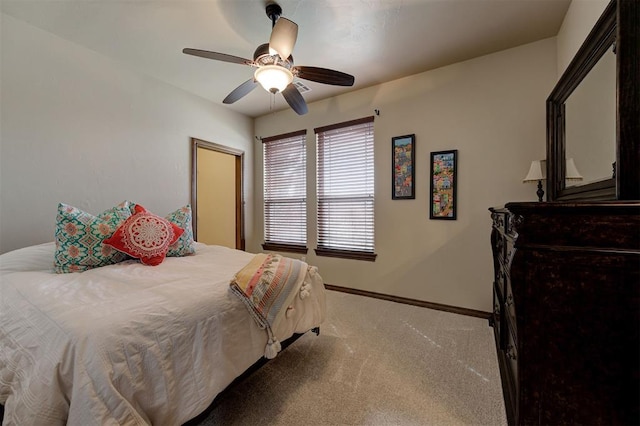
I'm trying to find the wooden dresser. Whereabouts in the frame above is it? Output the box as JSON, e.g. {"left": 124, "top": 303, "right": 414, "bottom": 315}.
{"left": 489, "top": 202, "right": 639, "bottom": 425}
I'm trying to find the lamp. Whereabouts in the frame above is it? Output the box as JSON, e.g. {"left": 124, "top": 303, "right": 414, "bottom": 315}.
{"left": 565, "top": 158, "right": 583, "bottom": 183}
{"left": 254, "top": 65, "right": 293, "bottom": 94}
{"left": 523, "top": 160, "right": 546, "bottom": 202}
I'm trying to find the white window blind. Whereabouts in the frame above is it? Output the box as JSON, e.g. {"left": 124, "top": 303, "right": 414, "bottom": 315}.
{"left": 263, "top": 130, "right": 307, "bottom": 251}
{"left": 315, "top": 117, "right": 376, "bottom": 260}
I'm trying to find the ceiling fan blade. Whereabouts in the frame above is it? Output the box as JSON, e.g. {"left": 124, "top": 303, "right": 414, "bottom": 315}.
{"left": 281, "top": 83, "right": 308, "bottom": 115}
{"left": 223, "top": 79, "right": 258, "bottom": 104}
{"left": 293, "top": 66, "right": 355, "bottom": 86}
{"left": 183, "top": 48, "right": 251, "bottom": 65}
{"left": 269, "top": 17, "right": 298, "bottom": 60}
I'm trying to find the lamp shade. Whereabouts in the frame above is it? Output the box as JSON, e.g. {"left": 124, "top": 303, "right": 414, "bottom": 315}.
{"left": 254, "top": 65, "right": 293, "bottom": 94}
{"left": 565, "top": 158, "right": 583, "bottom": 181}
{"left": 523, "top": 160, "right": 545, "bottom": 182}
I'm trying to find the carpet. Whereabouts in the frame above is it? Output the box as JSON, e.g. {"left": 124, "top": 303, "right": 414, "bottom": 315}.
{"left": 191, "top": 290, "right": 507, "bottom": 425}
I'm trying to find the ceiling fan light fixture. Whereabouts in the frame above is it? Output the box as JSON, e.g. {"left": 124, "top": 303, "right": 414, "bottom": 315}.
{"left": 254, "top": 65, "right": 293, "bottom": 93}
{"left": 183, "top": 2, "right": 351, "bottom": 115}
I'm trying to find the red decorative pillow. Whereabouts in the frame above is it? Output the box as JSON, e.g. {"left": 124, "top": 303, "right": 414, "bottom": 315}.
{"left": 104, "top": 205, "right": 184, "bottom": 266}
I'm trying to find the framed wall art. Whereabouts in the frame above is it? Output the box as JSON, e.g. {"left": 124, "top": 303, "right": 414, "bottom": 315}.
{"left": 429, "top": 149, "right": 457, "bottom": 220}
{"left": 392, "top": 134, "right": 415, "bottom": 199}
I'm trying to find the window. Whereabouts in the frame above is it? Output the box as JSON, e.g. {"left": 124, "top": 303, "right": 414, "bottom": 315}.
{"left": 315, "top": 117, "right": 376, "bottom": 261}
{"left": 262, "top": 130, "right": 307, "bottom": 253}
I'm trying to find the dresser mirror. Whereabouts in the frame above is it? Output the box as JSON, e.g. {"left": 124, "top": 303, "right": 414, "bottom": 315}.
{"left": 547, "top": 0, "right": 639, "bottom": 201}
{"left": 564, "top": 48, "right": 616, "bottom": 188}
{"left": 546, "top": 0, "right": 617, "bottom": 201}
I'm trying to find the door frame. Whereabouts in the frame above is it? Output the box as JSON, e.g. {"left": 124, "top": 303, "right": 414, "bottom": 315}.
{"left": 191, "top": 137, "right": 245, "bottom": 250}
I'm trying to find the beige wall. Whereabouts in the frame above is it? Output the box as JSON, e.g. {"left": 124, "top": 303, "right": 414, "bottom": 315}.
{"left": 0, "top": 14, "right": 254, "bottom": 253}
{"left": 556, "top": 0, "right": 610, "bottom": 76}
{"left": 253, "top": 38, "right": 557, "bottom": 312}
{"left": 3, "top": 7, "right": 593, "bottom": 313}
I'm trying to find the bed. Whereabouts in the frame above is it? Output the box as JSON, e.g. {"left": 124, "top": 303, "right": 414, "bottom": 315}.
{"left": 0, "top": 241, "right": 326, "bottom": 425}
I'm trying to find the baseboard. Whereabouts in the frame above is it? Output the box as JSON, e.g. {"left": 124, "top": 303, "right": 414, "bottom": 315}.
{"left": 324, "top": 284, "right": 492, "bottom": 321}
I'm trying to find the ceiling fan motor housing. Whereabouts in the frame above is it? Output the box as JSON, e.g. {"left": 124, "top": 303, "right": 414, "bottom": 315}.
{"left": 265, "top": 3, "right": 282, "bottom": 26}
{"left": 253, "top": 43, "right": 271, "bottom": 62}
{"left": 253, "top": 43, "right": 293, "bottom": 68}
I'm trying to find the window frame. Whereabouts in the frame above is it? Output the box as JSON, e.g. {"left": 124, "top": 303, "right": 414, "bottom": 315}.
{"left": 262, "top": 129, "right": 308, "bottom": 254}
{"left": 314, "top": 116, "right": 377, "bottom": 262}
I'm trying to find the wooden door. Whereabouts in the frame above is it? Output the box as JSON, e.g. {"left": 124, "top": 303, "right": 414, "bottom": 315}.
{"left": 191, "top": 138, "right": 244, "bottom": 250}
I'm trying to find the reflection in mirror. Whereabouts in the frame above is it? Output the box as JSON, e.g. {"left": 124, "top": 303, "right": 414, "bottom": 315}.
{"left": 546, "top": 0, "right": 618, "bottom": 201}
{"left": 565, "top": 48, "right": 616, "bottom": 188}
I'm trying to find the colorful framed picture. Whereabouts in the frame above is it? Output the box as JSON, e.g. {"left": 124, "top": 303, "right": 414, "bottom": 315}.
{"left": 429, "top": 149, "right": 457, "bottom": 220}
{"left": 392, "top": 134, "right": 415, "bottom": 199}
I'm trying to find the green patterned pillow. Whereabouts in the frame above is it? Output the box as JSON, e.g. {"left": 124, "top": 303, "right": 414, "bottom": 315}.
{"left": 165, "top": 205, "right": 196, "bottom": 257}
{"left": 54, "top": 202, "right": 133, "bottom": 273}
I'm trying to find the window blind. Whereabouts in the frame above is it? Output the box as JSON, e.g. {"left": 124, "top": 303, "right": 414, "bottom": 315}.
{"left": 315, "top": 117, "right": 376, "bottom": 259}
{"left": 263, "top": 130, "right": 307, "bottom": 250}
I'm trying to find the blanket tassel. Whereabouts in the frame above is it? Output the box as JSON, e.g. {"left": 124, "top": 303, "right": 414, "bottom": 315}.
{"left": 299, "top": 282, "right": 311, "bottom": 300}
{"left": 265, "top": 338, "right": 282, "bottom": 359}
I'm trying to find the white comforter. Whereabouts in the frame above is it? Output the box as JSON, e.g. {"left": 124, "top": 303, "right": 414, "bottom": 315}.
{"left": 0, "top": 242, "right": 326, "bottom": 425}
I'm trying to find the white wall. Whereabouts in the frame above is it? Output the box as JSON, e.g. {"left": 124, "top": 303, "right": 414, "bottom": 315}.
{"left": 253, "top": 38, "right": 557, "bottom": 312}
{"left": 0, "top": 14, "right": 254, "bottom": 254}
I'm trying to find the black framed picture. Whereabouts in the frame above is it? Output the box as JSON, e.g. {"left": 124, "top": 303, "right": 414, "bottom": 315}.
{"left": 392, "top": 134, "right": 415, "bottom": 199}
{"left": 429, "top": 149, "right": 457, "bottom": 220}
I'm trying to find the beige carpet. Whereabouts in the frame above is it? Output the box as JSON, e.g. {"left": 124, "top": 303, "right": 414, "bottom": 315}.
{"left": 192, "top": 290, "right": 507, "bottom": 425}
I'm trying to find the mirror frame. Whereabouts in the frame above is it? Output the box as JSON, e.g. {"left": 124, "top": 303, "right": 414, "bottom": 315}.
{"left": 546, "top": 0, "right": 616, "bottom": 201}
{"left": 546, "top": 0, "right": 639, "bottom": 201}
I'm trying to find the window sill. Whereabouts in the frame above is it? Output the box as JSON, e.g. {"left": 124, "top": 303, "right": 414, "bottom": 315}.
{"left": 314, "top": 248, "right": 377, "bottom": 262}
{"left": 262, "top": 243, "right": 308, "bottom": 254}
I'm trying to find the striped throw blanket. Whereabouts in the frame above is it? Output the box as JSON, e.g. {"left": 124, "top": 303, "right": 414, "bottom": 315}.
{"left": 230, "top": 253, "right": 310, "bottom": 358}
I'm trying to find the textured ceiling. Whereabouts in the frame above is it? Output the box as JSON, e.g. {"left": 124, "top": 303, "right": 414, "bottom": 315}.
{"left": 1, "top": 0, "right": 571, "bottom": 118}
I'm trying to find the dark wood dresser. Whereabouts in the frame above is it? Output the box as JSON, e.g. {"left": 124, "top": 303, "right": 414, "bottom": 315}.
{"left": 489, "top": 202, "right": 640, "bottom": 425}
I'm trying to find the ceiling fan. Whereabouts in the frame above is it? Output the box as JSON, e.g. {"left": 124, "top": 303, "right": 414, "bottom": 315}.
{"left": 183, "top": 2, "right": 355, "bottom": 115}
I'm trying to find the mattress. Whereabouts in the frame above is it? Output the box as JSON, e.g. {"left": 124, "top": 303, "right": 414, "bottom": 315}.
{"left": 0, "top": 242, "right": 326, "bottom": 425}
